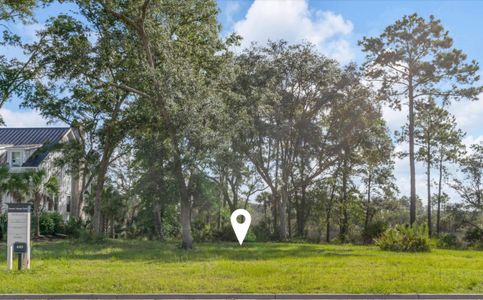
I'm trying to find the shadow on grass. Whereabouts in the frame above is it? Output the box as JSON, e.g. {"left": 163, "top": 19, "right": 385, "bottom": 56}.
{"left": 0, "top": 240, "right": 368, "bottom": 263}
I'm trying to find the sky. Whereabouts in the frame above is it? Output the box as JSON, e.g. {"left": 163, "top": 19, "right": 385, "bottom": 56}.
{"left": 1, "top": 0, "right": 482, "bottom": 201}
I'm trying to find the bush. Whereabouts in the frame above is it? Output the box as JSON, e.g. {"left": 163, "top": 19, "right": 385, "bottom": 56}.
{"left": 362, "top": 221, "right": 387, "bottom": 244}
{"left": 36, "top": 211, "right": 65, "bottom": 235}
{"left": 2, "top": 211, "right": 68, "bottom": 238}
{"left": 50, "top": 212, "right": 65, "bottom": 234}
{"left": 252, "top": 220, "right": 272, "bottom": 242}
{"left": 464, "top": 227, "right": 483, "bottom": 249}
{"left": 65, "top": 218, "right": 86, "bottom": 238}
{"left": 437, "top": 233, "right": 462, "bottom": 249}
{"left": 212, "top": 225, "right": 236, "bottom": 242}
{"left": 375, "top": 224, "right": 431, "bottom": 252}
{"left": 39, "top": 212, "right": 55, "bottom": 235}
{"left": 192, "top": 221, "right": 216, "bottom": 242}
{"left": 245, "top": 228, "right": 256, "bottom": 242}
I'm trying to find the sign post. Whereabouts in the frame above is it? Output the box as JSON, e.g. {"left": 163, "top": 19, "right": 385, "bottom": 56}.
{"left": 7, "top": 203, "right": 31, "bottom": 270}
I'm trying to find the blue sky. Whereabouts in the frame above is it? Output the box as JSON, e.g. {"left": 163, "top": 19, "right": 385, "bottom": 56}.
{"left": 220, "top": 0, "right": 483, "bottom": 200}
{"left": 1, "top": 0, "right": 482, "bottom": 200}
{"left": 218, "top": 0, "right": 483, "bottom": 66}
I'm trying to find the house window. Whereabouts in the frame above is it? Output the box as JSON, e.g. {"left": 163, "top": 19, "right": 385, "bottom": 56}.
{"left": 11, "top": 151, "right": 21, "bottom": 167}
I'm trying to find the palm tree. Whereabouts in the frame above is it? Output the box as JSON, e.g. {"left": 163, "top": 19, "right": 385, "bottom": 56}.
{"left": 0, "top": 165, "right": 9, "bottom": 240}
{"left": 44, "top": 176, "right": 59, "bottom": 211}
{"left": 0, "top": 165, "right": 10, "bottom": 209}
{"left": 28, "top": 170, "right": 45, "bottom": 238}
{"left": 5, "top": 172, "right": 29, "bottom": 203}
{"left": 27, "top": 170, "right": 60, "bottom": 237}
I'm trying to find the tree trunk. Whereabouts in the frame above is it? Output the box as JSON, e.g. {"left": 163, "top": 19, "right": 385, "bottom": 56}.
{"left": 228, "top": 178, "right": 239, "bottom": 210}
{"left": 287, "top": 195, "right": 292, "bottom": 239}
{"left": 326, "top": 182, "right": 336, "bottom": 243}
{"left": 426, "top": 141, "right": 432, "bottom": 237}
{"left": 172, "top": 145, "right": 193, "bottom": 249}
{"left": 92, "top": 149, "right": 111, "bottom": 236}
{"left": 111, "top": 216, "right": 115, "bottom": 239}
{"left": 34, "top": 193, "right": 41, "bottom": 238}
{"left": 437, "top": 154, "right": 443, "bottom": 236}
{"left": 364, "top": 173, "right": 372, "bottom": 230}
{"left": 271, "top": 193, "right": 279, "bottom": 238}
{"left": 69, "top": 173, "right": 79, "bottom": 219}
{"left": 263, "top": 196, "right": 268, "bottom": 223}
{"left": 339, "top": 160, "right": 349, "bottom": 242}
{"left": 77, "top": 190, "right": 84, "bottom": 220}
{"left": 297, "top": 158, "right": 307, "bottom": 238}
{"left": 295, "top": 192, "right": 301, "bottom": 237}
{"left": 325, "top": 207, "right": 331, "bottom": 243}
{"left": 73, "top": 172, "right": 89, "bottom": 222}
{"left": 217, "top": 199, "right": 222, "bottom": 231}
{"left": 102, "top": 214, "right": 107, "bottom": 235}
{"left": 297, "top": 185, "right": 307, "bottom": 238}
{"left": 279, "top": 187, "right": 288, "bottom": 241}
{"left": 408, "top": 79, "right": 417, "bottom": 224}
{"left": 153, "top": 203, "right": 163, "bottom": 239}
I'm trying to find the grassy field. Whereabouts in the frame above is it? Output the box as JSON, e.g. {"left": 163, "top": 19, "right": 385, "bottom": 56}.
{"left": 0, "top": 240, "right": 482, "bottom": 294}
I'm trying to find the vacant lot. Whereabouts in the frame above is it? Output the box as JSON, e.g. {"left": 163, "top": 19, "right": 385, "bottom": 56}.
{"left": 0, "top": 240, "right": 481, "bottom": 294}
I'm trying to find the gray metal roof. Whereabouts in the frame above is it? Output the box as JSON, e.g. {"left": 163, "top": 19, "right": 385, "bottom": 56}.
{"left": 0, "top": 127, "right": 70, "bottom": 146}
{"left": 0, "top": 127, "right": 70, "bottom": 167}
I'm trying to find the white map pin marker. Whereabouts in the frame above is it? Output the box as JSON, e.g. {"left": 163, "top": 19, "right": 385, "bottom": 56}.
{"left": 230, "top": 209, "right": 251, "bottom": 245}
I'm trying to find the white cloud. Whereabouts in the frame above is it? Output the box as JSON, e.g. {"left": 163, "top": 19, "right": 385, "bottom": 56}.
{"left": 0, "top": 108, "right": 53, "bottom": 127}
{"left": 233, "top": 0, "right": 354, "bottom": 63}
{"left": 462, "top": 135, "right": 483, "bottom": 151}
{"left": 381, "top": 92, "right": 483, "bottom": 203}
{"left": 393, "top": 157, "right": 427, "bottom": 198}
{"left": 448, "top": 94, "right": 483, "bottom": 134}
{"left": 393, "top": 151, "right": 463, "bottom": 204}
{"left": 382, "top": 104, "right": 407, "bottom": 134}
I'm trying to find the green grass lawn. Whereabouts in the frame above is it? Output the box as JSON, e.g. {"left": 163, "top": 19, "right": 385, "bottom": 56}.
{"left": 0, "top": 240, "right": 482, "bottom": 294}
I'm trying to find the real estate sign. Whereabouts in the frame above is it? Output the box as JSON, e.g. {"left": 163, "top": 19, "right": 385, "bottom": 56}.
{"left": 7, "top": 203, "right": 31, "bottom": 270}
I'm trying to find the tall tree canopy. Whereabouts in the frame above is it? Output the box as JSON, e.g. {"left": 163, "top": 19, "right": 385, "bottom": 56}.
{"left": 53, "top": 0, "right": 235, "bottom": 248}
{"left": 0, "top": 0, "right": 49, "bottom": 120}
{"left": 360, "top": 13, "right": 482, "bottom": 224}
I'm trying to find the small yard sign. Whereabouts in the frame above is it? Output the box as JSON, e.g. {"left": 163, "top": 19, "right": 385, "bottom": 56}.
{"left": 7, "top": 203, "right": 31, "bottom": 270}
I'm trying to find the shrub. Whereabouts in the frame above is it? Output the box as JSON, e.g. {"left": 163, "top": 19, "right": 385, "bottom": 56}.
{"left": 50, "top": 212, "right": 65, "bottom": 234}
{"left": 375, "top": 224, "right": 431, "bottom": 252}
{"left": 437, "top": 233, "right": 462, "bottom": 249}
{"left": 192, "top": 220, "right": 255, "bottom": 243}
{"left": 464, "top": 227, "right": 483, "bottom": 249}
{"left": 37, "top": 211, "right": 65, "bottom": 235}
{"left": 252, "top": 220, "right": 272, "bottom": 242}
{"left": 2, "top": 211, "right": 67, "bottom": 238}
{"left": 362, "top": 221, "right": 387, "bottom": 244}
{"left": 39, "top": 212, "right": 55, "bottom": 235}
{"left": 65, "top": 218, "right": 86, "bottom": 238}
{"left": 212, "top": 225, "right": 236, "bottom": 242}
{"left": 192, "top": 221, "right": 216, "bottom": 242}
{"left": 245, "top": 229, "right": 256, "bottom": 242}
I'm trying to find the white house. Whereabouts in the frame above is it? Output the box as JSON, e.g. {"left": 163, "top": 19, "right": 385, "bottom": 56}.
{"left": 0, "top": 127, "right": 81, "bottom": 220}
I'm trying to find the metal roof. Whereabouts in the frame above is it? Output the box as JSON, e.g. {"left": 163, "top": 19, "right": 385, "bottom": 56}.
{"left": 22, "top": 148, "right": 52, "bottom": 167}
{"left": 0, "top": 127, "right": 70, "bottom": 167}
{"left": 0, "top": 127, "right": 70, "bottom": 146}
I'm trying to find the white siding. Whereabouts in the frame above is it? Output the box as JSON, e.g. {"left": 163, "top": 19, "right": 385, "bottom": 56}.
{"left": 0, "top": 129, "right": 77, "bottom": 220}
